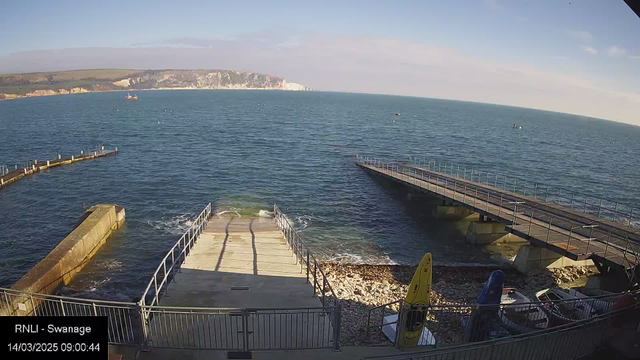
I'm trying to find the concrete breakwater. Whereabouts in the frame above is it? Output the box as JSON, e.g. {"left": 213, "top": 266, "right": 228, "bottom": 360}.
{"left": 0, "top": 146, "right": 117, "bottom": 189}
{"left": 1, "top": 204, "right": 125, "bottom": 315}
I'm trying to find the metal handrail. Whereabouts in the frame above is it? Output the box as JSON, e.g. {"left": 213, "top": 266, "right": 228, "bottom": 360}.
{"left": 140, "top": 203, "right": 212, "bottom": 308}
{"left": 356, "top": 155, "right": 640, "bottom": 270}
{"left": 272, "top": 204, "right": 339, "bottom": 305}
{"left": 404, "top": 155, "right": 639, "bottom": 228}
{"left": 363, "top": 299, "right": 640, "bottom": 359}
{"left": 1, "top": 285, "right": 343, "bottom": 350}
{"left": 364, "top": 290, "right": 636, "bottom": 350}
{"left": 0, "top": 287, "right": 137, "bottom": 306}
{"left": 364, "top": 290, "right": 631, "bottom": 326}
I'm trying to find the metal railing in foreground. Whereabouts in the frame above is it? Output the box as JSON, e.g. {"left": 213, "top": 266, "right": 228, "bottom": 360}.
{"left": 363, "top": 300, "right": 640, "bottom": 360}
{"left": 0, "top": 287, "right": 141, "bottom": 345}
{"left": 141, "top": 203, "right": 212, "bottom": 308}
{"left": 143, "top": 305, "right": 340, "bottom": 351}
{"left": 365, "top": 291, "right": 630, "bottom": 350}
{"left": 0, "top": 286, "right": 341, "bottom": 351}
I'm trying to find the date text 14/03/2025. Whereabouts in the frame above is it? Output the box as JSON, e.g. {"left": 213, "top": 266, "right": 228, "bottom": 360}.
{"left": 1, "top": 316, "right": 107, "bottom": 359}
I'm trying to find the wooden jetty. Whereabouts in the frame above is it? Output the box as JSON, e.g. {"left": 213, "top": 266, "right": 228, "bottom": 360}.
{"left": 0, "top": 146, "right": 117, "bottom": 189}
{"left": 356, "top": 156, "right": 639, "bottom": 285}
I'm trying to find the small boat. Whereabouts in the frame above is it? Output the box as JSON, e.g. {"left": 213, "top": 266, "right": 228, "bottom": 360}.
{"left": 395, "top": 113, "right": 401, "bottom": 116}
{"left": 125, "top": 93, "right": 138, "bottom": 100}
{"left": 499, "top": 288, "right": 549, "bottom": 334}
{"left": 381, "top": 314, "right": 436, "bottom": 346}
{"left": 536, "top": 288, "right": 595, "bottom": 325}
{"left": 569, "top": 287, "right": 617, "bottom": 314}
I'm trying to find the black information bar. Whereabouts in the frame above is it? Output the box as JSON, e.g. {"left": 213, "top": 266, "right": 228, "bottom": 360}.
{"left": 0, "top": 316, "right": 107, "bottom": 359}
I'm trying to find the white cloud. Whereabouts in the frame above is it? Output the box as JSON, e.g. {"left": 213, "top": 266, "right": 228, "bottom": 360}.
{"left": 2, "top": 34, "right": 640, "bottom": 125}
{"left": 629, "top": 55, "right": 640, "bottom": 60}
{"left": 607, "top": 45, "right": 627, "bottom": 57}
{"left": 568, "top": 30, "right": 593, "bottom": 43}
{"left": 582, "top": 46, "right": 598, "bottom": 55}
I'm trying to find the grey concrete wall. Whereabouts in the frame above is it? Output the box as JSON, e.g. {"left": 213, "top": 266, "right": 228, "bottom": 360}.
{"left": 433, "top": 205, "right": 475, "bottom": 220}
{"left": 3, "top": 204, "right": 124, "bottom": 315}
{"left": 513, "top": 245, "right": 593, "bottom": 273}
{"left": 466, "top": 221, "right": 528, "bottom": 245}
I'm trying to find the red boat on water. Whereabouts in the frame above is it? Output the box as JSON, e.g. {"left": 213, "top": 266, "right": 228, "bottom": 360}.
{"left": 125, "top": 92, "right": 138, "bottom": 100}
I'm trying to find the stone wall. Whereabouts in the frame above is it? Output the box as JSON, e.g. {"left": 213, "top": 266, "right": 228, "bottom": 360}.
{"left": 2, "top": 204, "right": 125, "bottom": 315}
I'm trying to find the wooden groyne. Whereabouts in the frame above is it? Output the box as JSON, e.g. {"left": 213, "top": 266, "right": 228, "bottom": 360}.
{"left": 0, "top": 146, "right": 117, "bottom": 189}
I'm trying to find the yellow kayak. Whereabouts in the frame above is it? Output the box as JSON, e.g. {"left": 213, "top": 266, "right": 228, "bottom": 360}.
{"left": 403, "top": 253, "right": 432, "bottom": 346}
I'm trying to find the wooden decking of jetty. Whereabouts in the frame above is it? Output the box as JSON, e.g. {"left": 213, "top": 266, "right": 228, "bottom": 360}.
{"left": 0, "top": 146, "right": 117, "bottom": 189}
{"left": 357, "top": 159, "right": 640, "bottom": 274}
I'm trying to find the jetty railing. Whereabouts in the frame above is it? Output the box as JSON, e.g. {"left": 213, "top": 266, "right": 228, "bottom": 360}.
{"left": 0, "top": 145, "right": 118, "bottom": 188}
{"left": 273, "top": 204, "right": 339, "bottom": 308}
{"left": 365, "top": 291, "right": 631, "bottom": 350}
{"left": 143, "top": 304, "right": 340, "bottom": 351}
{"left": 363, "top": 299, "right": 640, "bottom": 360}
{"left": 407, "top": 156, "right": 639, "bottom": 229}
{"left": 273, "top": 204, "right": 341, "bottom": 350}
{"left": 1, "top": 284, "right": 633, "bottom": 354}
{"left": 0, "top": 286, "right": 341, "bottom": 351}
{"left": 0, "top": 287, "right": 141, "bottom": 345}
{"left": 356, "top": 156, "right": 640, "bottom": 279}
{"left": 140, "top": 203, "right": 212, "bottom": 309}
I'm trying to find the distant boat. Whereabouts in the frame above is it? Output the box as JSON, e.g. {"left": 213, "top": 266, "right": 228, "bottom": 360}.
{"left": 125, "top": 93, "right": 138, "bottom": 100}
{"left": 512, "top": 123, "right": 522, "bottom": 129}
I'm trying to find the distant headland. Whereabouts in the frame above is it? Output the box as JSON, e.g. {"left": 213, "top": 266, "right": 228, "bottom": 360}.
{"left": 0, "top": 69, "right": 311, "bottom": 99}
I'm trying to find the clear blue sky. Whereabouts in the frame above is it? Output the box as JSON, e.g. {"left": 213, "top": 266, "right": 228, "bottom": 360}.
{"left": 2, "top": 0, "right": 640, "bottom": 123}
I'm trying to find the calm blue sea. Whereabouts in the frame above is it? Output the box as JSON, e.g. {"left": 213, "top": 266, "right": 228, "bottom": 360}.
{"left": 1, "top": 90, "right": 639, "bottom": 301}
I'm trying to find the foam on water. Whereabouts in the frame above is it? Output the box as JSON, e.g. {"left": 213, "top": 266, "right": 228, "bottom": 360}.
{"left": 215, "top": 210, "right": 242, "bottom": 217}
{"left": 146, "top": 214, "right": 195, "bottom": 235}
{"left": 326, "top": 252, "right": 399, "bottom": 265}
{"left": 257, "top": 210, "right": 273, "bottom": 218}
{"left": 296, "top": 215, "right": 312, "bottom": 230}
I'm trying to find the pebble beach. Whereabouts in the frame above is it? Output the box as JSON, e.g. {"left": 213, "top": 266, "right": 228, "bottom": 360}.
{"left": 320, "top": 262, "right": 598, "bottom": 346}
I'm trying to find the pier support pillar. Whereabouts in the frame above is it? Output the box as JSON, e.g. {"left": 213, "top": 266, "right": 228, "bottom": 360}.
{"left": 513, "top": 245, "right": 594, "bottom": 273}
{"left": 433, "top": 205, "right": 475, "bottom": 220}
{"left": 407, "top": 192, "right": 445, "bottom": 204}
{"left": 466, "top": 221, "right": 527, "bottom": 245}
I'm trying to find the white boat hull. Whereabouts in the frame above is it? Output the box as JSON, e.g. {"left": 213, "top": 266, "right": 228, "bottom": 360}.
{"left": 382, "top": 314, "right": 436, "bottom": 346}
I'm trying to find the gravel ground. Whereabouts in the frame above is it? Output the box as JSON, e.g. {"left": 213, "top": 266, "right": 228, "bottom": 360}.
{"left": 320, "top": 262, "right": 598, "bottom": 346}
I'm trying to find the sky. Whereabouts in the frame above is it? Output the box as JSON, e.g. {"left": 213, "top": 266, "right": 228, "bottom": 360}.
{"left": 2, "top": 0, "right": 640, "bottom": 124}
